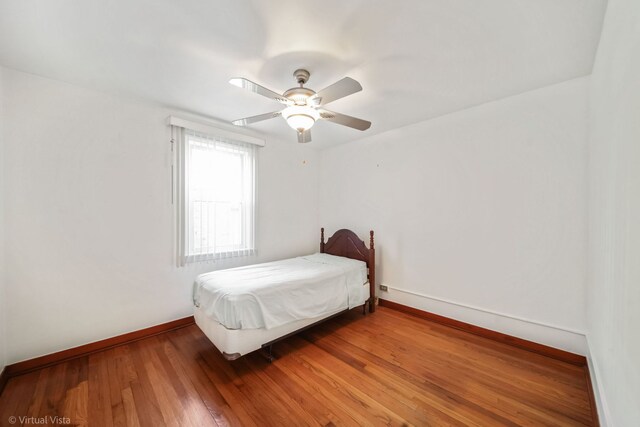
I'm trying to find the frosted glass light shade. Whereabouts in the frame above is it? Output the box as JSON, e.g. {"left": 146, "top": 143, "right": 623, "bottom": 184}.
{"left": 282, "top": 106, "right": 320, "bottom": 131}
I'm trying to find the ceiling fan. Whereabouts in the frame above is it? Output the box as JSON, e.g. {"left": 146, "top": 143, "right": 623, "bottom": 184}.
{"left": 229, "top": 69, "right": 371, "bottom": 143}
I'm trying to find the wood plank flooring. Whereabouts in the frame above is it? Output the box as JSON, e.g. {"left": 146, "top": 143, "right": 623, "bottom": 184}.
{"left": 0, "top": 307, "right": 596, "bottom": 426}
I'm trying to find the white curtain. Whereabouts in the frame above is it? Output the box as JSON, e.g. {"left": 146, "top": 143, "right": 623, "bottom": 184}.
{"left": 173, "top": 125, "right": 256, "bottom": 266}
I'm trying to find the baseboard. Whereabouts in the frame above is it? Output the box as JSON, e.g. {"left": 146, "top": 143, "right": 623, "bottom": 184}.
{"left": 0, "top": 367, "right": 8, "bottom": 396}
{"left": 584, "top": 360, "right": 601, "bottom": 427}
{"left": 380, "top": 299, "right": 586, "bottom": 366}
{"left": 585, "top": 335, "right": 611, "bottom": 426}
{"left": 380, "top": 287, "right": 588, "bottom": 356}
{"left": 1, "top": 316, "right": 195, "bottom": 391}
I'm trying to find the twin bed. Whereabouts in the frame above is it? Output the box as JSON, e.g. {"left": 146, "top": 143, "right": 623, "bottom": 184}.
{"left": 193, "top": 228, "right": 376, "bottom": 360}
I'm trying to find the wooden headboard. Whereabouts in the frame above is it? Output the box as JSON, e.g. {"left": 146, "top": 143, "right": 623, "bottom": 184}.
{"left": 320, "top": 228, "right": 376, "bottom": 313}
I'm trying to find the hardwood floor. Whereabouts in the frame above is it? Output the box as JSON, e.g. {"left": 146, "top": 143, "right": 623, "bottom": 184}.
{"left": 0, "top": 307, "right": 596, "bottom": 426}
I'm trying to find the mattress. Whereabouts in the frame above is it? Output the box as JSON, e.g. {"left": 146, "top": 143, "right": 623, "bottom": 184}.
{"left": 193, "top": 253, "right": 368, "bottom": 330}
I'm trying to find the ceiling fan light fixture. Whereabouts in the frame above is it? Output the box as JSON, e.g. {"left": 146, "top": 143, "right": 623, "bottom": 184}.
{"left": 282, "top": 105, "right": 320, "bottom": 132}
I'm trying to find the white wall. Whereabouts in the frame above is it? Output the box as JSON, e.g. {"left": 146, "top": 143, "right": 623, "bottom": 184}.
{"left": 0, "top": 65, "right": 596, "bottom": 368}
{"left": 320, "top": 78, "right": 589, "bottom": 354}
{"left": 0, "top": 66, "right": 6, "bottom": 373}
{"left": 0, "top": 67, "right": 320, "bottom": 363}
{"left": 587, "top": 0, "right": 640, "bottom": 424}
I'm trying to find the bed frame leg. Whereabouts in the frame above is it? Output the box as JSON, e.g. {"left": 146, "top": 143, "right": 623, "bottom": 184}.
{"left": 362, "top": 302, "right": 367, "bottom": 315}
{"left": 262, "top": 344, "right": 275, "bottom": 363}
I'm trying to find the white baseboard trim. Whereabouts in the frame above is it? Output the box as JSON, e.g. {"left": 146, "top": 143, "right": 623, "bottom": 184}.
{"left": 381, "top": 286, "right": 588, "bottom": 355}
{"left": 585, "top": 335, "right": 611, "bottom": 426}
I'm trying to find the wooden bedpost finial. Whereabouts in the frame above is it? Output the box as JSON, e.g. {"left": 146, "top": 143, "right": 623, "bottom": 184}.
{"left": 320, "top": 228, "right": 325, "bottom": 253}
{"left": 370, "top": 230, "right": 374, "bottom": 249}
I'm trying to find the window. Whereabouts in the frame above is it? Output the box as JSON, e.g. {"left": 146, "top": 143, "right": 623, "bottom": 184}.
{"left": 173, "top": 122, "right": 258, "bottom": 265}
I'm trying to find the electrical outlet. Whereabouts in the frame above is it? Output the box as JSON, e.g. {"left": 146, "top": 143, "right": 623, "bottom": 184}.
{"left": 379, "top": 284, "right": 388, "bottom": 292}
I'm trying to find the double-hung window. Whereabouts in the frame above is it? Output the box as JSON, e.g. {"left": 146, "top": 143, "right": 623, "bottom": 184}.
{"left": 171, "top": 118, "right": 260, "bottom": 265}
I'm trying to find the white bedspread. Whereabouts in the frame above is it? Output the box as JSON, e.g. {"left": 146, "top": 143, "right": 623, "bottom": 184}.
{"left": 193, "top": 253, "right": 368, "bottom": 330}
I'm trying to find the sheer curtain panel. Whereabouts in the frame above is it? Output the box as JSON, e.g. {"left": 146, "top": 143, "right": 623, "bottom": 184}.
{"left": 172, "top": 121, "right": 259, "bottom": 266}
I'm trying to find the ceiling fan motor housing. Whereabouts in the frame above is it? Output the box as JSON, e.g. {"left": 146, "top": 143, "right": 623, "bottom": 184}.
{"left": 293, "top": 68, "right": 310, "bottom": 85}
{"left": 283, "top": 87, "right": 316, "bottom": 105}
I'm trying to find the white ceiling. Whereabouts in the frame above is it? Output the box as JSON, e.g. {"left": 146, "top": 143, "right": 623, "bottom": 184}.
{"left": 0, "top": 0, "right": 606, "bottom": 147}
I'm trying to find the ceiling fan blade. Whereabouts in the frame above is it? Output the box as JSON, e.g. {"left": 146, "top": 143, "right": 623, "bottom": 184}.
{"left": 231, "top": 111, "right": 282, "bottom": 126}
{"left": 297, "top": 130, "right": 312, "bottom": 143}
{"left": 229, "top": 78, "right": 291, "bottom": 105}
{"left": 309, "top": 77, "right": 362, "bottom": 106}
{"left": 318, "top": 109, "right": 371, "bottom": 131}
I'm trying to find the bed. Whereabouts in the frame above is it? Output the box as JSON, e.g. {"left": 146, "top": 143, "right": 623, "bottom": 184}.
{"left": 193, "top": 228, "right": 376, "bottom": 360}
